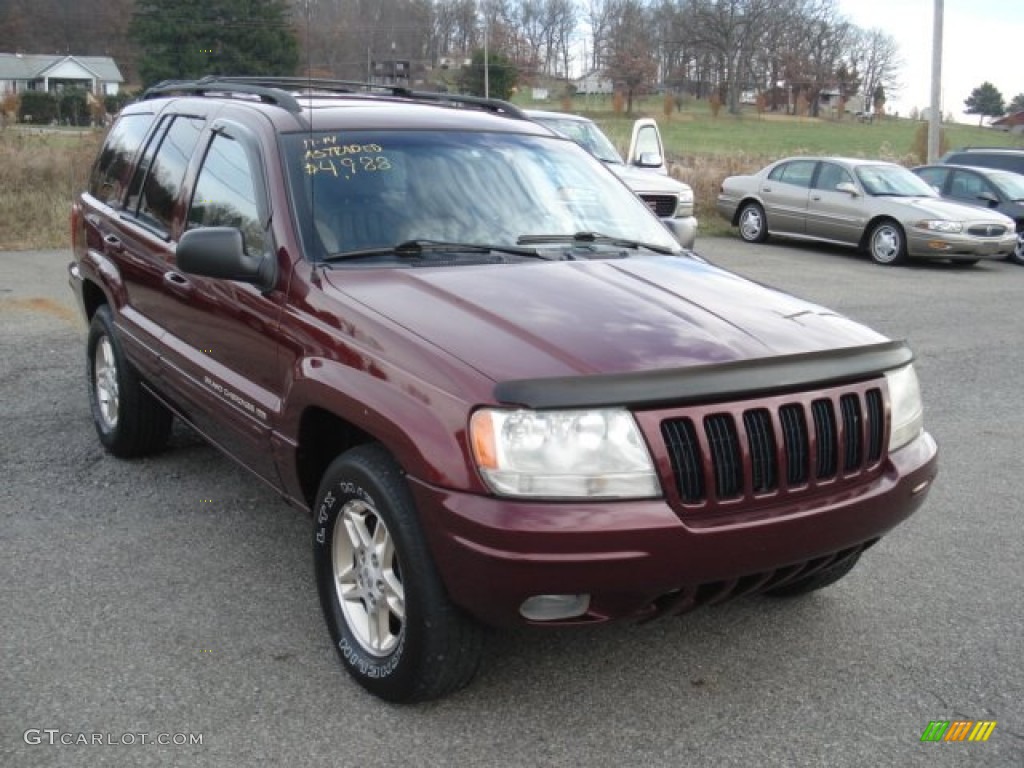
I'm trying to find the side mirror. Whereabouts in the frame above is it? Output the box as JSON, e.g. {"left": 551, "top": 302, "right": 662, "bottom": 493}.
{"left": 977, "top": 192, "right": 999, "bottom": 207}
{"left": 836, "top": 181, "right": 859, "bottom": 196}
{"left": 177, "top": 227, "right": 276, "bottom": 292}
{"left": 635, "top": 152, "right": 664, "bottom": 168}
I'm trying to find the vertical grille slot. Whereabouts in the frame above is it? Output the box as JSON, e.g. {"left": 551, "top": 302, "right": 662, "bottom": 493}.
{"left": 704, "top": 414, "right": 741, "bottom": 499}
{"left": 661, "top": 418, "right": 704, "bottom": 503}
{"left": 811, "top": 399, "right": 838, "bottom": 479}
{"left": 743, "top": 409, "right": 777, "bottom": 493}
{"left": 779, "top": 404, "right": 809, "bottom": 485}
{"left": 840, "top": 394, "right": 862, "bottom": 471}
{"left": 865, "top": 388, "right": 884, "bottom": 462}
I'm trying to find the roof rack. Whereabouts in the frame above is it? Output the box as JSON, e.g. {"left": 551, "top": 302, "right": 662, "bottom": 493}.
{"left": 140, "top": 76, "right": 527, "bottom": 119}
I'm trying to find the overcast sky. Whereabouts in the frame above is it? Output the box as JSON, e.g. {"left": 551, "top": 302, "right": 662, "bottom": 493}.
{"left": 836, "top": 0, "right": 1024, "bottom": 121}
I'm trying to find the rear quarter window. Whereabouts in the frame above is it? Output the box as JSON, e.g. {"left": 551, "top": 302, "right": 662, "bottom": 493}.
{"left": 88, "top": 113, "right": 156, "bottom": 207}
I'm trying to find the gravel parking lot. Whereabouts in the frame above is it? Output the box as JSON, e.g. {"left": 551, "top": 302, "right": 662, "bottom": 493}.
{"left": 2, "top": 241, "right": 1022, "bottom": 767}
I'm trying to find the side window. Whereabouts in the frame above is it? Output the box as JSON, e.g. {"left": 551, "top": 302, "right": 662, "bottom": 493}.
{"left": 768, "top": 160, "right": 816, "bottom": 188}
{"left": 135, "top": 116, "right": 205, "bottom": 236}
{"left": 187, "top": 133, "right": 265, "bottom": 257}
{"left": 814, "top": 162, "right": 853, "bottom": 191}
{"left": 88, "top": 113, "right": 156, "bottom": 207}
{"left": 915, "top": 167, "right": 947, "bottom": 192}
{"left": 949, "top": 170, "right": 988, "bottom": 201}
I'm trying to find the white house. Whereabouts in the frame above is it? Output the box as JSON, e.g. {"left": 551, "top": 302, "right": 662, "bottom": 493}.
{"left": 573, "top": 69, "right": 613, "bottom": 95}
{"left": 0, "top": 53, "right": 124, "bottom": 97}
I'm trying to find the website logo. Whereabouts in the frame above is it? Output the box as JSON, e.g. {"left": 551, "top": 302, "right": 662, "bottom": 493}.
{"left": 920, "top": 720, "right": 996, "bottom": 742}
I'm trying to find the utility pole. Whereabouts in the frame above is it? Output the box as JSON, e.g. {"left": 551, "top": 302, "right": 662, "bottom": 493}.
{"left": 927, "top": 0, "right": 943, "bottom": 163}
{"left": 483, "top": 20, "right": 490, "bottom": 99}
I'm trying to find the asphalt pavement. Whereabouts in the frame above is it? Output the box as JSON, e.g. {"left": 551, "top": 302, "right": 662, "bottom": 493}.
{"left": 1, "top": 242, "right": 1021, "bottom": 767}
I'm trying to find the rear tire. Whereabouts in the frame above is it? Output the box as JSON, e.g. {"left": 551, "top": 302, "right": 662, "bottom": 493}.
{"left": 867, "top": 220, "right": 907, "bottom": 265}
{"left": 763, "top": 552, "right": 862, "bottom": 597}
{"left": 737, "top": 202, "right": 769, "bottom": 243}
{"left": 313, "top": 444, "right": 483, "bottom": 702}
{"left": 87, "top": 305, "right": 172, "bottom": 458}
{"left": 1008, "top": 233, "right": 1024, "bottom": 265}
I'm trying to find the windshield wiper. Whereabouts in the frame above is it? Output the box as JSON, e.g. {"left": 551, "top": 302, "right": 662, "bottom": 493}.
{"left": 321, "top": 239, "right": 550, "bottom": 263}
{"left": 516, "top": 231, "right": 675, "bottom": 255}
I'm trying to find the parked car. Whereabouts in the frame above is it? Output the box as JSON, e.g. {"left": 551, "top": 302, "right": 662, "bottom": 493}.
{"left": 913, "top": 163, "right": 1024, "bottom": 265}
{"left": 526, "top": 108, "right": 697, "bottom": 248}
{"left": 70, "top": 79, "right": 938, "bottom": 703}
{"left": 938, "top": 147, "right": 1024, "bottom": 176}
{"left": 717, "top": 156, "right": 1018, "bottom": 265}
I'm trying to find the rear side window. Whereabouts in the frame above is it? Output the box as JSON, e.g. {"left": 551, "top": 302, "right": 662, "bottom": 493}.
{"left": 89, "top": 113, "right": 156, "bottom": 207}
{"left": 187, "top": 133, "right": 265, "bottom": 256}
{"left": 134, "top": 116, "right": 205, "bottom": 236}
{"left": 768, "top": 160, "right": 816, "bottom": 188}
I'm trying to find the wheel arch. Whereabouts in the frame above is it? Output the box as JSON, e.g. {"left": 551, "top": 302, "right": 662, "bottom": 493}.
{"left": 859, "top": 215, "right": 904, "bottom": 250}
{"left": 732, "top": 196, "right": 763, "bottom": 225}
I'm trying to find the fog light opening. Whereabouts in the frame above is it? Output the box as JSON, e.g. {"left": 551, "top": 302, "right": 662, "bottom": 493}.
{"left": 519, "top": 594, "right": 590, "bottom": 621}
{"left": 926, "top": 240, "right": 952, "bottom": 251}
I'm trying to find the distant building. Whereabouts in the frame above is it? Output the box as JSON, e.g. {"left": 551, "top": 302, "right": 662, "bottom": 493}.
{"left": 0, "top": 53, "right": 124, "bottom": 97}
{"left": 573, "top": 70, "right": 613, "bottom": 95}
{"left": 991, "top": 110, "right": 1024, "bottom": 134}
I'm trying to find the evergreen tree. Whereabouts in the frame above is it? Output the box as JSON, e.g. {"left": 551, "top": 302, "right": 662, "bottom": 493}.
{"left": 459, "top": 49, "right": 518, "bottom": 101}
{"left": 131, "top": 0, "right": 299, "bottom": 87}
{"left": 964, "top": 82, "right": 1005, "bottom": 126}
{"left": 1008, "top": 93, "right": 1024, "bottom": 114}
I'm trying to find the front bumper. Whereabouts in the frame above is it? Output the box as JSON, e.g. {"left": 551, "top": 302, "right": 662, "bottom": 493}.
{"left": 412, "top": 431, "right": 938, "bottom": 627}
{"left": 663, "top": 215, "right": 698, "bottom": 249}
{"left": 907, "top": 230, "right": 1017, "bottom": 260}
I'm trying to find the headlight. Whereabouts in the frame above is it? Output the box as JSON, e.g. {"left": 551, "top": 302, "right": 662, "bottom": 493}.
{"left": 470, "top": 407, "right": 660, "bottom": 498}
{"left": 675, "top": 188, "right": 694, "bottom": 216}
{"left": 914, "top": 220, "right": 962, "bottom": 233}
{"left": 886, "top": 365, "right": 924, "bottom": 451}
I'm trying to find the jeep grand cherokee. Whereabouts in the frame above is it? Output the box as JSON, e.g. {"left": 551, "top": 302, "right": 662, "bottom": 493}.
{"left": 69, "top": 77, "right": 938, "bottom": 703}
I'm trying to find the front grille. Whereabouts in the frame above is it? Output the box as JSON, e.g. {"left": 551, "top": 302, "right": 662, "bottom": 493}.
{"left": 639, "top": 194, "right": 677, "bottom": 217}
{"left": 659, "top": 382, "right": 887, "bottom": 509}
{"left": 967, "top": 224, "right": 1008, "bottom": 237}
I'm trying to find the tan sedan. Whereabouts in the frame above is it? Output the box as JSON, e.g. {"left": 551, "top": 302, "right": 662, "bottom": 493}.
{"left": 717, "top": 156, "right": 1018, "bottom": 265}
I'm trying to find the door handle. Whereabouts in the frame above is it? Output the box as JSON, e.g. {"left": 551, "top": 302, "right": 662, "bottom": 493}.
{"left": 163, "top": 271, "right": 194, "bottom": 297}
{"left": 103, "top": 234, "right": 125, "bottom": 254}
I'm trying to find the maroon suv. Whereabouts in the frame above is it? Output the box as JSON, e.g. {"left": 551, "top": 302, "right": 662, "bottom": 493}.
{"left": 69, "top": 77, "right": 938, "bottom": 703}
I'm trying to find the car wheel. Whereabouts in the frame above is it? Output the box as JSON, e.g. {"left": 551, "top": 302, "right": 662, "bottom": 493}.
{"left": 737, "top": 202, "right": 769, "bottom": 243}
{"left": 763, "top": 552, "right": 862, "bottom": 597}
{"left": 1009, "top": 232, "right": 1024, "bottom": 265}
{"left": 87, "top": 305, "right": 172, "bottom": 458}
{"left": 867, "top": 220, "right": 906, "bottom": 265}
{"left": 313, "top": 444, "right": 483, "bottom": 703}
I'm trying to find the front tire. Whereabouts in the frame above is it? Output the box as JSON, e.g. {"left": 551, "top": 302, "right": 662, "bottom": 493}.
{"left": 313, "top": 444, "right": 483, "bottom": 702}
{"left": 87, "top": 305, "right": 172, "bottom": 457}
{"left": 737, "top": 201, "right": 769, "bottom": 243}
{"left": 1008, "top": 232, "right": 1024, "bottom": 265}
{"left": 867, "top": 220, "right": 907, "bottom": 265}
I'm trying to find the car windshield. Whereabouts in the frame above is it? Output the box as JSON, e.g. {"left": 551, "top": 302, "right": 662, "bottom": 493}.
{"left": 856, "top": 164, "right": 937, "bottom": 197}
{"left": 990, "top": 171, "right": 1024, "bottom": 201}
{"left": 284, "top": 129, "right": 678, "bottom": 262}
{"left": 529, "top": 116, "right": 624, "bottom": 164}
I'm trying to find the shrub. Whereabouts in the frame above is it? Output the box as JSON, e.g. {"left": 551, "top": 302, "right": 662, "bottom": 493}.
{"left": 18, "top": 91, "right": 58, "bottom": 124}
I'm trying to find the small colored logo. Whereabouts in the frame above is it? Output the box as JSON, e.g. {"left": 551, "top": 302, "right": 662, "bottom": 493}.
{"left": 920, "top": 720, "right": 996, "bottom": 742}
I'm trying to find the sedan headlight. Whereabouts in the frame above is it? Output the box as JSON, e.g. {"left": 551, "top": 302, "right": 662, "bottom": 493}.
{"left": 470, "top": 407, "right": 660, "bottom": 498}
{"left": 914, "top": 219, "right": 962, "bottom": 233}
{"left": 886, "top": 365, "right": 924, "bottom": 451}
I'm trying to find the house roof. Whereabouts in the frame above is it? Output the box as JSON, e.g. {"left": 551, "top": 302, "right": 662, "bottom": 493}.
{"left": 991, "top": 110, "right": 1024, "bottom": 126}
{"left": 0, "top": 53, "right": 123, "bottom": 83}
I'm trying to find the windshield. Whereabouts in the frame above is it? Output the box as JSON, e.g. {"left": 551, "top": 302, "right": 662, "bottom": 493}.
{"left": 283, "top": 129, "right": 678, "bottom": 262}
{"left": 990, "top": 171, "right": 1024, "bottom": 201}
{"left": 527, "top": 116, "right": 624, "bottom": 164}
{"left": 855, "top": 164, "right": 937, "bottom": 197}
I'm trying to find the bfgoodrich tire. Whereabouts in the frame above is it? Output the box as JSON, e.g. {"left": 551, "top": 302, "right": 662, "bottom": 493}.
{"left": 763, "top": 552, "right": 863, "bottom": 597}
{"left": 313, "top": 444, "right": 483, "bottom": 702}
{"left": 87, "top": 305, "right": 172, "bottom": 458}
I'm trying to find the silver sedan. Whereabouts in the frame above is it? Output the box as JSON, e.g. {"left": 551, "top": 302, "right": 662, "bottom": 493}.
{"left": 717, "top": 156, "right": 1018, "bottom": 265}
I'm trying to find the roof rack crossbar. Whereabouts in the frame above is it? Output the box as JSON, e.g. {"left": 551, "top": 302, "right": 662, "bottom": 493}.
{"left": 139, "top": 76, "right": 527, "bottom": 119}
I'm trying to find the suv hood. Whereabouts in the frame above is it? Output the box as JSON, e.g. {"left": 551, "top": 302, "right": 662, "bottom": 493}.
{"left": 324, "top": 256, "right": 886, "bottom": 384}
{"left": 609, "top": 163, "right": 692, "bottom": 195}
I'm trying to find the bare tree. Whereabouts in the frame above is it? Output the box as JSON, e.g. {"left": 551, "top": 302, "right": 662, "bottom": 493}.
{"left": 604, "top": 0, "right": 657, "bottom": 112}
{"left": 848, "top": 26, "right": 902, "bottom": 115}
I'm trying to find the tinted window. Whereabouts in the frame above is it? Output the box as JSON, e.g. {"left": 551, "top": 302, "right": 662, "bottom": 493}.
{"left": 915, "top": 167, "right": 948, "bottom": 191}
{"left": 949, "top": 170, "right": 991, "bottom": 202}
{"left": 768, "top": 160, "right": 816, "bottom": 188}
{"left": 88, "top": 113, "right": 156, "bottom": 207}
{"left": 814, "top": 162, "right": 853, "bottom": 190}
{"left": 136, "top": 116, "right": 205, "bottom": 236}
{"left": 187, "top": 133, "right": 265, "bottom": 256}
{"left": 947, "top": 152, "right": 1024, "bottom": 174}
